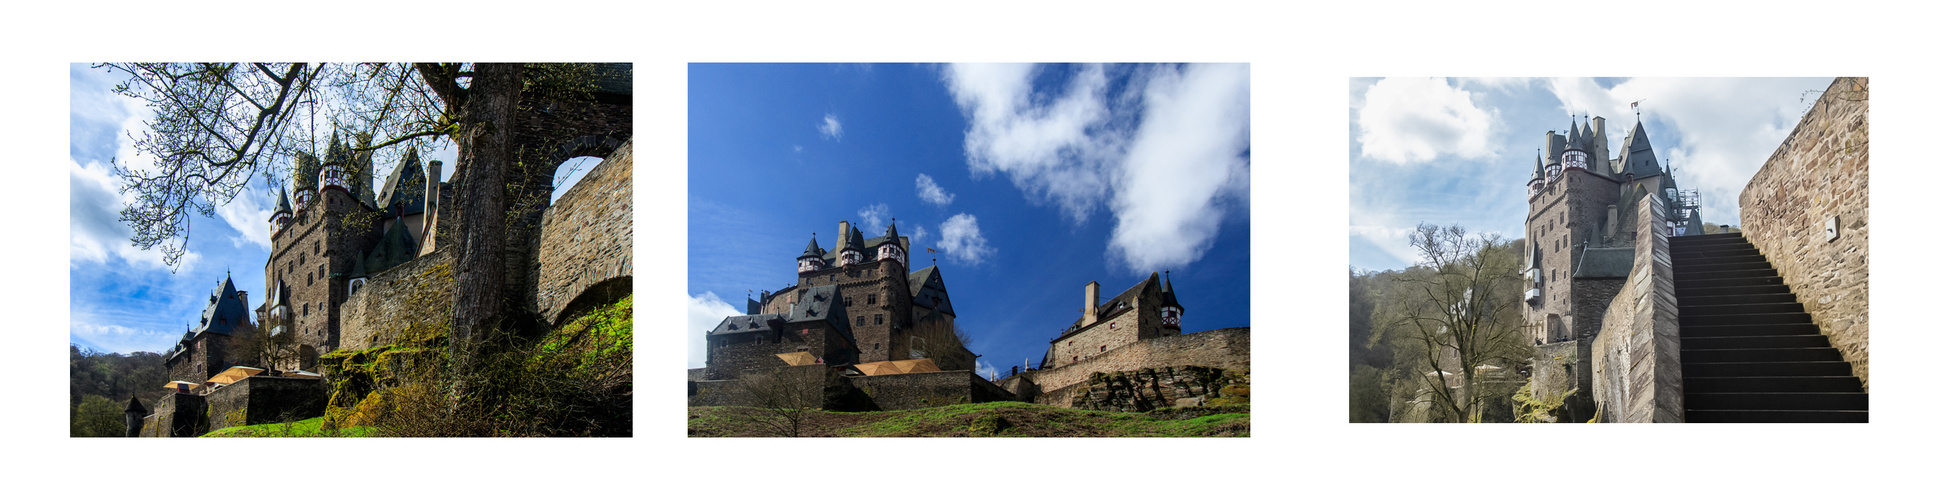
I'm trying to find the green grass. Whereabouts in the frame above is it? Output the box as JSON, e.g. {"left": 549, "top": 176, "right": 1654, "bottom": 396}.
{"left": 690, "top": 401, "right": 1248, "bottom": 437}
{"left": 202, "top": 416, "right": 380, "bottom": 437}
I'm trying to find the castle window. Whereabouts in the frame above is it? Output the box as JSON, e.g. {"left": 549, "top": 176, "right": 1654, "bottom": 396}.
{"left": 873, "top": 343, "right": 880, "bottom": 350}
{"left": 300, "top": 253, "right": 305, "bottom": 266}
{"left": 314, "top": 242, "right": 320, "bottom": 255}
{"left": 874, "top": 314, "right": 883, "bottom": 325}
{"left": 308, "top": 273, "right": 314, "bottom": 286}
{"left": 856, "top": 317, "right": 863, "bottom": 326}
{"left": 844, "top": 297, "right": 852, "bottom": 307}
{"left": 867, "top": 294, "right": 877, "bottom": 305}
{"left": 1100, "top": 345, "right": 1106, "bottom": 352}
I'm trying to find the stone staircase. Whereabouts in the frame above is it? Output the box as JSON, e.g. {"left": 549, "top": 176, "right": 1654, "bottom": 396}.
{"left": 1670, "top": 232, "right": 1867, "bottom": 423}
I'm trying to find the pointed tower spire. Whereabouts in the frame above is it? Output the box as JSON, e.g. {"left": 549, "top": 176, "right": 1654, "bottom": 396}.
{"left": 798, "top": 232, "right": 826, "bottom": 274}
{"left": 1158, "top": 270, "right": 1185, "bottom": 332}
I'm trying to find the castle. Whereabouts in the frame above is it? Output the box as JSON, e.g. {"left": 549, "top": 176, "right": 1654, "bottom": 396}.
{"left": 692, "top": 219, "right": 1248, "bottom": 413}
{"left": 134, "top": 64, "right": 636, "bottom": 436}
{"left": 701, "top": 220, "right": 957, "bottom": 380}
{"left": 1519, "top": 78, "right": 1869, "bottom": 422}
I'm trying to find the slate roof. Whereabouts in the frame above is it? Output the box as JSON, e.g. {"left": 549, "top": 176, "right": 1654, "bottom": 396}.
{"left": 908, "top": 266, "right": 954, "bottom": 317}
{"left": 799, "top": 235, "right": 824, "bottom": 259}
{"left": 377, "top": 148, "right": 429, "bottom": 216}
{"left": 1160, "top": 272, "right": 1184, "bottom": 312}
{"left": 708, "top": 285, "right": 855, "bottom": 345}
{"left": 124, "top": 395, "right": 146, "bottom": 415}
{"left": 1617, "top": 121, "right": 1664, "bottom": 177}
{"left": 270, "top": 187, "right": 292, "bottom": 219}
{"left": 190, "top": 274, "right": 252, "bottom": 336}
{"left": 1574, "top": 247, "right": 1636, "bottom": 278}
{"left": 1055, "top": 272, "right": 1163, "bottom": 340}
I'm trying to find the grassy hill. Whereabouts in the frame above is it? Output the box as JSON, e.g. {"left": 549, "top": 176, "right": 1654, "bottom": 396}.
{"left": 203, "top": 417, "right": 380, "bottom": 437}
{"left": 689, "top": 401, "right": 1249, "bottom": 437}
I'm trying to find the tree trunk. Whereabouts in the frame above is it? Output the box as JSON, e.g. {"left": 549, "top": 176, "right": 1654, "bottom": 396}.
{"left": 447, "top": 63, "right": 523, "bottom": 394}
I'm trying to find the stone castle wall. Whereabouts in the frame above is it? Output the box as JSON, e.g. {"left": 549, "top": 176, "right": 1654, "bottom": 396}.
{"left": 528, "top": 140, "right": 634, "bottom": 325}
{"left": 1737, "top": 77, "right": 1869, "bottom": 389}
{"left": 1591, "top": 194, "right": 1683, "bottom": 423}
{"left": 1011, "top": 327, "right": 1249, "bottom": 400}
{"left": 338, "top": 250, "right": 454, "bottom": 352}
{"left": 139, "top": 392, "right": 206, "bottom": 438}
{"left": 204, "top": 376, "right": 328, "bottom": 433}
{"left": 846, "top": 371, "right": 1011, "bottom": 411}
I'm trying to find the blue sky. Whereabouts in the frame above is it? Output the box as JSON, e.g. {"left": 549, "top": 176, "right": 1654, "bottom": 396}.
{"left": 66, "top": 63, "right": 601, "bottom": 355}
{"left": 687, "top": 63, "right": 1251, "bottom": 377}
{"left": 1348, "top": 77, "right": 1832, "bottom": 272}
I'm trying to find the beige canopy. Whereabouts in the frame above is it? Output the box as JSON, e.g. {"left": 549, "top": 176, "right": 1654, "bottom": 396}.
{"left": 206, "top": 366, "right": 265, "bottom": 385}
{"left": 853, "top": 358, "right": 940, "bottom": 376}
{"left": 163, "top": 381, "right": 200, "bottom": 390}
{"left": 775, "top": 351, "right": 819, "bottom": 366}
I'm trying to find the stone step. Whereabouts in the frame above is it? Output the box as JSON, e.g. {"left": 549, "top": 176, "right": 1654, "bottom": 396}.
{"left": 1682, "top": 334, "right": 1830, "bottom": 350}
{"left": 1670, "top": 233, "right": 1746, "bottom": 243}
{"left": 1681, "top": 302, "right": 1804, "bottom": 316}
{"left": 1675, "top": 284, "right": 1795, "bottom": 297}
{"left": 1681, "top": 347, "right": 1846, "bottom": 363}
{"left": 1671, "top": 240, "right": 1757, "bottom": 252}
{"left": 1678, "top": 293, "right": 1797, "bottom": 307}
{"left": 1684, "top": 376, "right": 1864, "bottom": 393}
{"left": 1674, "top": 254, "right": 1772, "bottom": 267}
{"left": 1680, "top": 323, "right": 1822, "bottom": 337}
{"left": 1677, "top": 275, "right": 1787, "bottom": 289}
{"left": 1682, "top": 360, "right": 1852, "bottom": 377}
{"left": 1683, "top": 392, "right": 1868, "bottom": 411}
{"left": 1685, "top": 409, "right": 1868, "bottom": 423}
{"left": 1669, "top": 247, "right": 1763, "bottom": 259}
{"left": 1680, "top": 312, "right": 1815, "bottom": 327}
{"left": 1682, "top": 261, "right": 1775, "bottom": 273}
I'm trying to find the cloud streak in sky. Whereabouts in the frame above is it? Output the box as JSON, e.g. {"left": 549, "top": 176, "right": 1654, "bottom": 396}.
{"left": 915, "top": 174, "right": 954, "bottom": 206}
{"left": 937, "top": 213, "right": 993, "bottom": 265}
{"left": 942, "top": 63, "right": 1249, "bottom": 272}
{"left": 818, "top": 113, "right": 843, "bottom": 141}
{"left": 689, "top": 292, "right": 742, "bottom": 368}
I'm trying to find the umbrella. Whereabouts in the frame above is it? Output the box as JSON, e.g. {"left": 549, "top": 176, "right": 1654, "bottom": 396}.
{"left": 206, "top": 366, "right": 265, "bottom": 385}
{"left": 774, "top": 352, "right": 817, "bottom": 366}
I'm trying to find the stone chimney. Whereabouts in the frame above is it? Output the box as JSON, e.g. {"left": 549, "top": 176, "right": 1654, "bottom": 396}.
{"left": 1082, "top": 281, "right": 1100, "bottom": 327}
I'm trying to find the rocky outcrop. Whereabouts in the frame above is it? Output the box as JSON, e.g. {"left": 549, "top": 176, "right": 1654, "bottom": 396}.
{"left": 1068, "top": 366, "right": 1247, "bottom": 412}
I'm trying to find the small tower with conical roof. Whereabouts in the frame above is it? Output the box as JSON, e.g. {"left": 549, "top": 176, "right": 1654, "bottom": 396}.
{"left": 797, "top": 234, "right": 825, "bottom": 274}
{"left": 319, "top": 133, "right": 353, "bottom": 195}
{"left": 876, "top": 219, "right": 906, "bottom": 268}
{"left": 292, "top": 151, "right": 319, "bottom": 211}
{"left": 837, "top": 221, "right": 865, "bottom": 266}
{"left": 270, "top": 186, "right": 293, "bottom": 232}
{"left": 1159, "top": 271, "right": 1185, "bottom": 334}
{"left": 1563, "top": 117, "right": 1589, "bottom": 171}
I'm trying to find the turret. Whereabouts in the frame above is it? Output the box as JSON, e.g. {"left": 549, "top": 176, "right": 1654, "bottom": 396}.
{"left": 319, "top": 134, "right": 352, "bottom": 195}
{"left": 1543, "top": 131, "right": 1563, "bottom": 181}
{"left": 270, "top": 186, "right": 293, "bottom": 233}
{"left": 877, "top": 219, "right": 906, "bottom": 267}
{"left": 1527, "top": 153, "right": 1546, "bottom": 198}
{"left": 1562, "top": 117, "right": 1589, "bottom": 171}
{"left": 838, "top": 221, "right": 864, "bottom": 266}
{"left": 1159, "top": 271, "right": 1184, "bottom": 332}
{"left": 797, "top": 234, "right": 825, "bottom": 273}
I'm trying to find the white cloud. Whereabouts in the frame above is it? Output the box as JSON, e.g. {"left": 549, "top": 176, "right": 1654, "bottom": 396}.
{"left": 944, "top": 63, "right": 1251, "bottom": 272}
{"left": 1355, "top": 77, "right": 1497, "bottom": 165}
{"left": 936, "top": 213, "right": 993, "bottom": 265}
{"left": 793, "top": 145, "right": 803, "bottom": 153}
{"left": 217, "top": 187, "right": 273, "bottom": 250}
{"left": 1107, "top": 63, "right": 1251, "bottom": 272}
{"left": 857, "top": 203, "right": 890, "bottom": 235}
{"left": 944, "top": 63, "right": 1117, "bottom": 222}
{"left": 909, "top": 225, "right": 929, "bottom": 247}
{"left": 915, "top": 173, "right": 955, "bottom": 206}
{"left": 70, "top": 157, "right": 201, "bottom": 272}
{"left": 818, "top": 113, "right": 843, "bottom": 141}
{"left": 689, "top": 292, "right": 743, "bottom": 369}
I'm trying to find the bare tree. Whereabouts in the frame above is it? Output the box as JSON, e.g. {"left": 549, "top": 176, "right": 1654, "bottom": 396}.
{"left": 227, "top": 322, "right": 297, "bottom": 375}
{"left": 908, "top": 320, "right": 977, "bottom": 372}
{"left": 1383, "top": 224, "right": 1530, "bottom": 423}
{"left": 734, "top": 367, "right": 833, "bottom": 437}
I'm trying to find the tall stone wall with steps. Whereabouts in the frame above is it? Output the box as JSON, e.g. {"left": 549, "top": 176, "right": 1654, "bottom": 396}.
{"left": 1737, "top": 77, "right": 1869, "bottom": 389}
